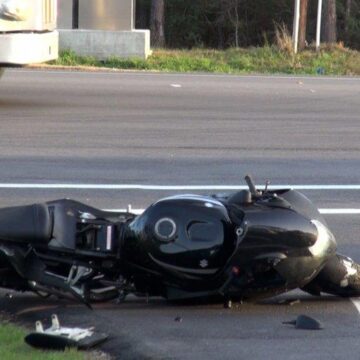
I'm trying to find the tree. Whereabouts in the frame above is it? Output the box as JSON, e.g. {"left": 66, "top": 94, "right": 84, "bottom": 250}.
{"left": 220, "top": 0, "right": 242, "bottom": 48}
{"left": 345, "top": 0, "right": 352, "bottom": 41}
{"left": 298, "top": 0, "right": 309, "bottom": 50}
{"left": 324, "top": 0, "right": 337, "bottom": 43}
{"left": 150, "top": 0, "right": 165, "bottom": 47}
{"left": 136, "top": 0, "right": 149, "bottom": 29}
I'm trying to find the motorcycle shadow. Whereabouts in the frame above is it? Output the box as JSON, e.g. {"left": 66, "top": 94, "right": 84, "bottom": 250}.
{"left": 0, "top": 290, "right": 353, "bottom": 317}
{"left": 260, "top": 293, "right": 349, "bottom": 306}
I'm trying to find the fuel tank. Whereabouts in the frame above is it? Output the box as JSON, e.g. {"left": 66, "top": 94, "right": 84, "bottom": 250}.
{"left": 122, "top": 195, "right": 236, "bottom": 278}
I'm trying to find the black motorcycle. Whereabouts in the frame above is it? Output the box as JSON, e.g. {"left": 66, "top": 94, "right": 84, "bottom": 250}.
{"left": 0, "top": 175, "right": 359, "bottom": 306}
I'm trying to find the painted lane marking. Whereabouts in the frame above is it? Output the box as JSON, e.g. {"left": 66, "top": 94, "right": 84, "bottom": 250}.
{"left": 0, "top": 183, "right": 360, "bottom": 190}
{"left": 350, "top": 298, "right": 360, "bottom": 315}
{"left": 170, "top": 84, "right": 182, "bottom": 88}
{"left": 10, "top": 69, "right": 360, "bottom": 82}
{"left": 351, "top": 298, "right": 360, "bottom": 311}
{"left": 319, "top": 209, "right": 360, "bottom": 214}
{"left": 103, "top": 208, "right": 360, "bottom": 215}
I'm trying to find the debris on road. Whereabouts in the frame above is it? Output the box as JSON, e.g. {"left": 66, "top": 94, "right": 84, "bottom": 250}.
{"left": 283, "top": 315, "right": 323, "bottom": 330}
{"left": 5, "top": 292, "right": 13, "bottom": 299}
{"left": 278, "top": 299, "right": 301, "bottom": 306}
{"left": 25, "top": 314, "right": 108, "bottom": 350}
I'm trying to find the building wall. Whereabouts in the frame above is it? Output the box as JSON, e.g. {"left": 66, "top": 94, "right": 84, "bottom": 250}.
{"left": 57, "top": 1, "right": 150, "bottom": 59}
{"left": 58, "top": 0, "right": 134, "bottom": 31}
{"left": 57, "top": 0, "right": 72, "bottom": 29}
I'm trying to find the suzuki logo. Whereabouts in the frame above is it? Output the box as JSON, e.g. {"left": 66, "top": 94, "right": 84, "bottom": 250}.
{"left": 199, "top": 259, "right": 208, "bottom": 268}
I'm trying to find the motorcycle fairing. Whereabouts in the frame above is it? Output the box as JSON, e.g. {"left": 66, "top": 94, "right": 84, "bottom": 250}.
{"left": 210, "top": 189, "right": 335, "bottom": 299}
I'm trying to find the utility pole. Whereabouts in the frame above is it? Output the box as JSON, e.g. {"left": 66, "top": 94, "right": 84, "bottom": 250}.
{"left": 293, "top": 0, "right": 300, "bottom": 53}
{"left": 316, "top": 0, "right": 323, "bottom": 51}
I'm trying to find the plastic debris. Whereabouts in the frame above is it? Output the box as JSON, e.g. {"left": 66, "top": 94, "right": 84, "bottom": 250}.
{"left": 278, "top": 298, "right": 300, "bottom": 305}
{"left": 224, "top": 299, "right": 232, "bottom": 309}
{"left": 25, "top": 314, "right": 108, "bottom": 350}
{"left": 316, "top": 67, "right": 325, "bottom": 75}
{"left": 283, "top": 314, "right": 323, "bottom": 330}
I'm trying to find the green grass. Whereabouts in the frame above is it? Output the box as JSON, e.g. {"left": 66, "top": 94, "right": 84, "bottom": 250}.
{"left": 0, "top": 321, "right": 86, "bottom": 360}
{"left": 53, "top": 45, "right": 360, "bottom": 76}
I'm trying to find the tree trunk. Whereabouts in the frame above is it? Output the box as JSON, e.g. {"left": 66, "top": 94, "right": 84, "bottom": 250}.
{"left": 136, "top": 0, "right": 148, "bottom": 29}
{"left": 324, "top": 0, "right": 337, "bottom": 43}
{"left": 150, "top": 0, "right": 165, "bottom": 47}
{"left": 345, "top": 0, "right": 352, "bottom": 41}
{"left": 298, "top": 0, "right": 309, "bottom": 50}
{"left": 217, "top": 0, "right": 227, "bottom": 49}
{"left": 234, "top": 1, "right": 240, "bottom": 48}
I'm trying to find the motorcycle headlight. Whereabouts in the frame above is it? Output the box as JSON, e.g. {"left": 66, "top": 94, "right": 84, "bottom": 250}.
{"left": 0, "top": 0, "right": 29, "bottom": 21}
{"left": 309, "top": 220, "right": 336, "bottom": 257}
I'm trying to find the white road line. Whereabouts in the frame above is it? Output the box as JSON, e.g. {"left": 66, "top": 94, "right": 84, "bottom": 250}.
{"left": 319, "top": 209, "right": 360, "bottom": 214}
{"left": 351, "top": 299, "right": 360, "bottom": 314}
{"left": 103, "top": 208, "right": 360, "bottom": 215}
{"left": 9, "top": 69, "right": 360, "bottom": 81}
{"left": 0, "top": 183, "right": 359, "bottom": 190}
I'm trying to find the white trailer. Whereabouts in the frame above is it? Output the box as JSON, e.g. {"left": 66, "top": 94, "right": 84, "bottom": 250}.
{"left": 0, "top": 0, "right": 58, "bottom": 76}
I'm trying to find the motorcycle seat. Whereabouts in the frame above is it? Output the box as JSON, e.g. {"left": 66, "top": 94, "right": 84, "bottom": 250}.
{"left": 0, "top": 203, "right": 52, "bottom": 243}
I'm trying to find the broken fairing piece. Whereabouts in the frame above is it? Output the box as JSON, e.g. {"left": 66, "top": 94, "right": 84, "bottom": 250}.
{"left": 25, "top": 314, "right": 108, "bottom": 350}
{"left": 283, "top": 315, "right": 323, "bottom": 330}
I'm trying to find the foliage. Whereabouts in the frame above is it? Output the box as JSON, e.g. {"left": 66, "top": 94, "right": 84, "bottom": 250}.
{"left": 275, "top": 23, "right": 294, "bottom": 54}
{"left": 55, "top": 47, "right": 360, "bottom": 75}
{"left": 337, "top": 0, "right": 360, "bottom": 48}
{"left": 136, "top": 0, "right": 360, "bottom": 50}
{"left": 0, "top": 322, "right": 85, "bottom": 360}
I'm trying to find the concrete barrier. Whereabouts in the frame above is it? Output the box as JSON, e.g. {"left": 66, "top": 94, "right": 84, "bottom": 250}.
{"left": 59, "top": 29, "right": 151, "bottom": 60}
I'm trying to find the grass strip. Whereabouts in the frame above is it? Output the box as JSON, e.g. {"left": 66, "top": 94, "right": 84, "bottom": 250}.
{"left": 53, "top": 45, "right": 360, "bottom": 76}
{"left": 0, "top": 321, "right": 86, "bottom": 360}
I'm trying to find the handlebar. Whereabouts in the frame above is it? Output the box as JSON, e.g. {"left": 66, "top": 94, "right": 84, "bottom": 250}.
{"left": 245, "top": 175, "right": 257, "bottom": 196}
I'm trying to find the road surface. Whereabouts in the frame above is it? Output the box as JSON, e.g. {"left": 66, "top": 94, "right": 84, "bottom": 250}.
{"left": 0, "top": 69, "right": 360, "bottom": 359}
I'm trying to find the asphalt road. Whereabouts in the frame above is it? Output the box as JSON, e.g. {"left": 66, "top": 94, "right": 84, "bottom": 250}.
{"left": 0, "top": 69, "right": 360, "bottom": 359}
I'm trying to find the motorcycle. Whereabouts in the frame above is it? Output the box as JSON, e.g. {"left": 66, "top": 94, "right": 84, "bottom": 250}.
{"left": 0, "top": 175, "right": 359, "bottom": 307}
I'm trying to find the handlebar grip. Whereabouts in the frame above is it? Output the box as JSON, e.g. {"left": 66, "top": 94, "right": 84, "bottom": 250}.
{"left": 245, "top": 175, "right": 257, "bottom": 195}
